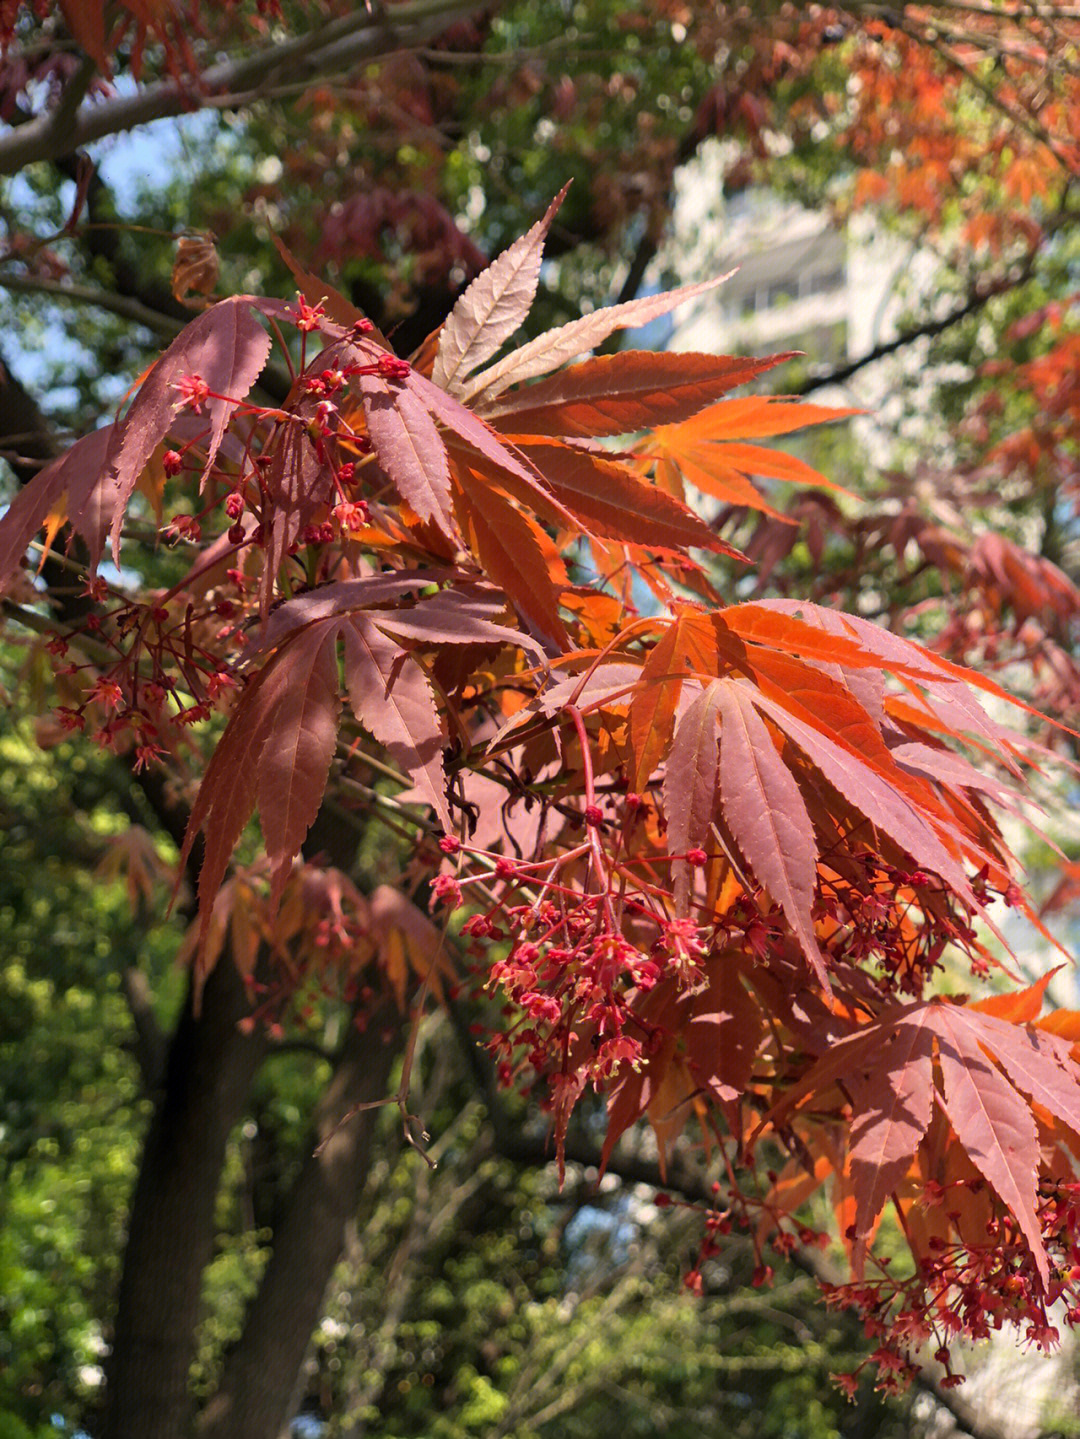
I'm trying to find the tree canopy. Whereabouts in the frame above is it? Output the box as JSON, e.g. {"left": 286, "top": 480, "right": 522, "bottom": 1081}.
{"left": 5, "top": 5, "right": 1080, "bottom": 1439}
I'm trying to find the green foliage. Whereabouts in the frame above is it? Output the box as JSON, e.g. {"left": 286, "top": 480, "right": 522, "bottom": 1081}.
{"left": 0, "top": 702, "right": 184, "bottom": 1427}
{"left": 283, "top": 1092, "right": 915, "bottom": 1439}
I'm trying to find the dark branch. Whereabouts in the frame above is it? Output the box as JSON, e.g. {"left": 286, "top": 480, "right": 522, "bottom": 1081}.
{"left": 444, "top": 996, "right": 1013, "bottom": 1439}
{"left": 0, "top": 272, "right": 187, "bottom": 338}
{"left": 120, "top": 965, "right": 169, "bottom": 1092}
{"left": 103, "top": 957, "right": 269, "bottom": 1439}
{"left": 196, "top": 989, "right": 403, "bottom": 1439}
{"left": 493, "top": 1123, "right": 1011, "bottom": 1439}
{"left": 794, "top": 265, "right": 1032, "bottom": 397}
{"left": 0, "top": 0, "right": 486, "bottom": 175}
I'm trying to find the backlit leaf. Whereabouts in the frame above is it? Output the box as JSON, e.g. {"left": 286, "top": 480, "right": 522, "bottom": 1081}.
{"left": 358, "top": 373, "right": 455, "bottom": 537}
{"left": 483, "top": 351, "right": 790, "bottom": 437}
{"left": 463, "top": 274, "right": 735, "bottom": 405}
{"left": 750, "top": 685, "right": 979, "bottom": 910}
{"left": 666, "top": 397, "right": 859, "bottom": 442}
{"left": 847, "top": 1013, "right": 935, "bottom": 1277}
{"left": 715, "top": 679, "right": 825, "bottom": 985}
{"left": 629, "top": 620, "right": 697, "bottom": 790}
{"left": 0, "top": 425, "right": 115, "bottom": 587}
{"left": 520, "top": 439, "right": 747, "bottom": 558}
{"left": 455, "top": 467, "right": 569, "bottom": 651}
{"left": 664, "top": 679, "right": 722, "bottom": 914}
{"left": 933, "top": 1010, "right": 1048, "bottom": 1286}
{"left": 104, "top": 296, "right": 272, "bottom": 563}
{"left": 342, "top": 617, "right": 451, "bottom": 829}
{"left": 432, "top": 184, "right": 568, "bottom": 393}
{"left": 257, "top": 623, "right": 341, "bottom": 910}
{"left": 369, "top": 883, "right": 453, "bottom": 1007}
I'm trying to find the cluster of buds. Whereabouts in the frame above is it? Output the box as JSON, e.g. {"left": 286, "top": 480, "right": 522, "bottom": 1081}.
{"left": 442, "top": 803, "right": 713, "bottom": 1121}
{"left": 300, "top": 349, "right": 410, "bottom": 402}
{"left": 793, "top": 850, "right": 1002, "bottom": 999}
{"left": 823, "top": 1178, "right": 1080, "bottom": 1394}
{"left": 46, "top": 567, "right": 250, "bottom": 768}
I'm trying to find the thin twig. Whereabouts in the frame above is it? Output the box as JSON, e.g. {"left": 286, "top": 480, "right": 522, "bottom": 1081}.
{"left": 0, "top": 272, "right": 187, "bottom": 337}
{"left": 795, "top": 262, "right": 1034, "bottom": 396}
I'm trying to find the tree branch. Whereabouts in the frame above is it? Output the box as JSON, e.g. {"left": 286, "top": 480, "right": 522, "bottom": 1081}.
{"left": 0, "top": 0, "right": 487, "bottom": 175}
{"left": 493, "top": 1121, "right": 1012, "bottom": 1439}
{"left": 15, "top": 159, "right": 294, "bottom": 404}
{"left": 443, "top": 994, "right": 1015, "bottom": 1439}
{"left": 103, "top": 956, "right": 269, "bottom": 1439}
{"left": 119, "top": 964, "right": 168, "bottom": 1092}
{"left": 0, "top": 271, "right": 187, "bottom": 337}
{"left": 794, "top": 264, "right": 1032, "bottom": 396}
{"left": 196, "top": 988, "right": 404, "bottom": 1439}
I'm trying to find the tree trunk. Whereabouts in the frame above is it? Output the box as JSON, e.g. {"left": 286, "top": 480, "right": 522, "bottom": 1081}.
{"left": 102, "top": 956, "right": 267, "bottom": 1439}
{"left": 197, "top": 990, "right": 402, "bottom": 1439}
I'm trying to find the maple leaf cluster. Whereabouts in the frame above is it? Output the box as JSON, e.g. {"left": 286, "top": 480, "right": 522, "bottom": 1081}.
{"left": 4, "top": 189, "right": 1080, "bottom": 1389}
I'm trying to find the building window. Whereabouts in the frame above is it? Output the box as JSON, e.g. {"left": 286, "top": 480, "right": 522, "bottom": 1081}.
{"left": 799, "top": 266, "right": 845, "bottom": 299}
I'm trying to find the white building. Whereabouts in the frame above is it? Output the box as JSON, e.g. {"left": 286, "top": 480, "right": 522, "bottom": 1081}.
{"left": 661, "top": 151, "right": 938, "bottom": 440}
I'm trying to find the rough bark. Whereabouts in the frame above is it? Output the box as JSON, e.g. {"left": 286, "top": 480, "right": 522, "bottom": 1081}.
{"left": 102, "top": 956, "right": 268, "bottom": 1439}
{"left": 0, "top": 352, "right": 59, "bottom": 477}
{"left": 197, "top": 990, "right": 404, "bottom": 1439}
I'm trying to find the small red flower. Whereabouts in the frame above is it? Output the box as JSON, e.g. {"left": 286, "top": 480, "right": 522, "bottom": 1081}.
{"left": 89, "top": 677, "right": 124, "bottom": 710}
{"left": 377, "top": 354, "right": 411, "bottom": 380}
{"left": 332, "top": 500, "right": 369, "bottom": 533}
{"left": 174, "top": 374, "right": 210, "bottom": 412}
{"left": 164, "top": 513, "right": 202, "bottom": 543}
{"left": 81, "top": 575, "right": 110, "bottom": 602}
{"left": 134, "top": 741, "right": 166, "bottom": 772}
{"left": 432, "top": 874, "right": 463, "bottom": 908}
{"left": 288, "top": 295, "right": 326, "bottom": 332}
{"left": 205, "top": 670, "right": 236, "bottom": 699}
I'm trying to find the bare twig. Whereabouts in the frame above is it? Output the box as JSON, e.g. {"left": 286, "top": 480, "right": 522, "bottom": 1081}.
{"left": 795, "top": 263, "right": 1034, "bottom": 396}
{"left": 0, "top": 272, "right": 187, "bottom": 337}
